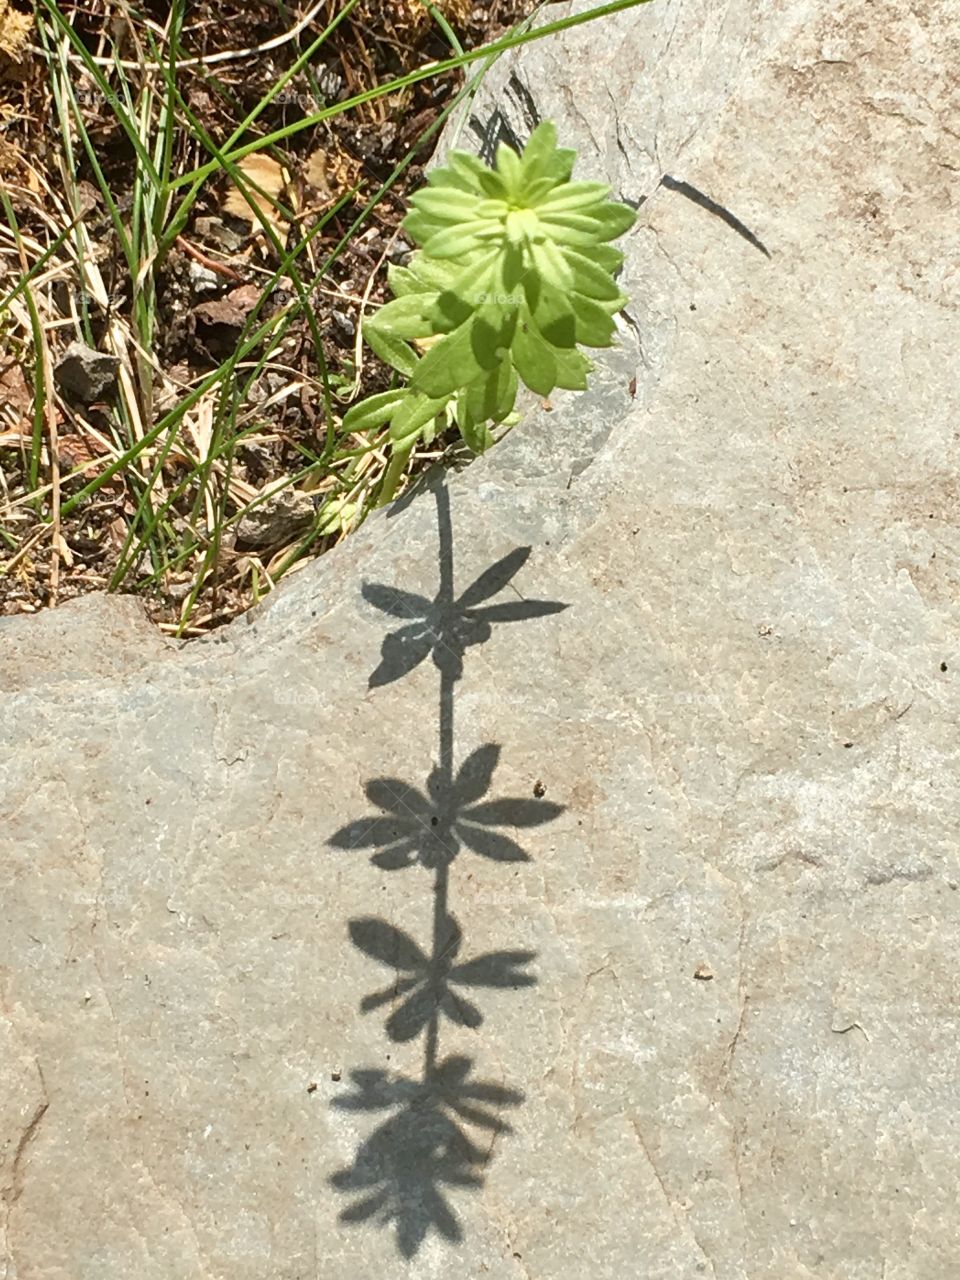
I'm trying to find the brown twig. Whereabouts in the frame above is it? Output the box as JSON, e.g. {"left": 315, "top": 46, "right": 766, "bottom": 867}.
{"left": 175, "top": 235, "right": 244, "bottom": 282}
{"left": 2, "top": 524, "right": 54, "bottom": 577}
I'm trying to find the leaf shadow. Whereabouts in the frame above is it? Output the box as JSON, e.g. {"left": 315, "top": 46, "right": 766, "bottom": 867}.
{"left": 468, "top": 68, "right": 541, "bottom": 165}
{"left": 362, "top": 544, "right": 567, "bottom": 687}
{"left": 329, "top": 741, "right": 564, "bottom": 872}
{"left": 329, "top": 478, "right": 566, "bottom": 1257}
{"left": 349, "top": 913, "right": 536, "bottom": 1043}
{"left": 329, "top": 1057, "right": 524, "bottom": 1259}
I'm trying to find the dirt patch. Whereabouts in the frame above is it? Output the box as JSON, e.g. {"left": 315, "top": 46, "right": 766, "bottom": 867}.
{"left": 0, "top": 0, "right": 538, "bottom": 633}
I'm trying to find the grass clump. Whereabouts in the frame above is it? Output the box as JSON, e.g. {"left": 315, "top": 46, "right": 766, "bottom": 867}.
{"left": 0, "top": 0, "right": 649, "bottom": 633}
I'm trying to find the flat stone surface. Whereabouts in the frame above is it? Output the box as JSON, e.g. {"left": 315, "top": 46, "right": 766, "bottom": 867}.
{"left": 2, "top": 1, "right": 959, "bottom": 1277}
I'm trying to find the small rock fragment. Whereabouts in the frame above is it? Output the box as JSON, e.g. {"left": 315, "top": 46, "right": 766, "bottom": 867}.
{"left": 193, "top": 285, "right": 261, "bottom": 331}
{"left": 236, "top": 484, "right": 315, "bottom": 548}
{"left": 188, "top": 261, "right": 220, "bottom": 294}
{"left": 193, "top": 216, "right": 245, "bottom": 252}
{"left": 330, "top": 309, "right": 356, "bottom": 341}
{"left": 54, "top": 340, "right": 120, "bottom": 402}
{"left": 386, "top": 235, "right": 412, "bottom": 265}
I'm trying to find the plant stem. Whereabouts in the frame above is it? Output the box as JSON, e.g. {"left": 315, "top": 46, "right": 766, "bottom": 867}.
{"left": 378, "top": 443, "right": 414, "bottom": 507}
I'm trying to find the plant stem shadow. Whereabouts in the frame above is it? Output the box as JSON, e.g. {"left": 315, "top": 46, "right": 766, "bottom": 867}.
{"left": 327, "top": 478, "right": 567, "bottom": 1256}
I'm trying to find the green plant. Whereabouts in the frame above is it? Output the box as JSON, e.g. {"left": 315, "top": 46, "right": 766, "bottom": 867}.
{"left": 345, "top": 119, "right": 637, "bottom": 503}
{"left": 3, "top": 0, "right": 651, "bottom": 631}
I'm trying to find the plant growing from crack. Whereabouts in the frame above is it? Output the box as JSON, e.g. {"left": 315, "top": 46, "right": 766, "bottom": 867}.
{"left": 344, "top": 120, "right": 637, "bottom": 504}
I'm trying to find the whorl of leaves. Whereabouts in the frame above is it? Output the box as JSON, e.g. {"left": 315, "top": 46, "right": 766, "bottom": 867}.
{"left": 345, "top": 121, "right": 636, "bottom": 457}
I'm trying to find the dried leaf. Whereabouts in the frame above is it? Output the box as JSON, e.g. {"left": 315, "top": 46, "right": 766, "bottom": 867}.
{"left": 223, "top": 154, "right": 288, "bottom": 243}
{"left": 57, "top": 432, "right": 111, "bottom": 472}
{"left": 0, "top": 0, "right": 31, "bottom": 76}
{"left": 192, "top": 284, "right": 260, "bottom": 331}
{"left": 56, "top": 533, "right": 74, "bottom": 569}
{"left": 0, "top": 358, "right": 30, "bottom": 429}
{"left": 303, "top": 149, "right": 330, "bottom": 196}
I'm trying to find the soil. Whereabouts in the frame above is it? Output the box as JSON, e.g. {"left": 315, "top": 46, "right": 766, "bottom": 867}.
{"left": 0, "top": 0, "right": 539, "bottom": 632}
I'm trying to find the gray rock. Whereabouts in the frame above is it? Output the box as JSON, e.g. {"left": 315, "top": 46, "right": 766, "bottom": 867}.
{"left": 53, "top": 339, "right": 120, "bottom": 402}
{"left": 3, "top": 1, "right": 960, "bottom": 1277}
{"left": 236, "top": 483, "right": 315, "bottom": 548}
{"left": 187, "top": 259, "right": 220, "bottom": 293}
{"left": 330, "top": 308, "right": 356, "bottom": 341}
{"left": 193, "top": 216, "right": 246, "bottom": 253}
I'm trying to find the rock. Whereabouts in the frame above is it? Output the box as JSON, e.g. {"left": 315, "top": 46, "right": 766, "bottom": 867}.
{"left": 330, "top": 308, "right": 356, "bottom": 342}
{"left": 193, "top": 215, "right": 245, "bottom": 253}
{"left": 187, "top": 259, "right": 220, "bottom": 293}
{"left": 0, "top": 594, "right": 174, "bottom": 692}
{"left": 53, "top": 339, "right": 120, "bottom": 402}
{"left": 385, "top": 234, "right": 412, "bottom": 264}
{"left": 2, "top": 1, "right": 960, "bottom": 1277}
{"left": 236, "top": 483, "right": 315, "bottom": 547}
{"left": 192, "top": 285, "right": 261, "bottom": 332}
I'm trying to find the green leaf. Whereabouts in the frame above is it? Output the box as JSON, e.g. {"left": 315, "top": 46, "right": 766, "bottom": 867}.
{"left": 538, "top": 181, "right": 612, "bottom": 213}
{"left": 460, "top": 359, "right": 518, "bottom": 430}
{"left": 477, "top": 169, "right": 508, "bottom": 199}
{"left": 497, "top": 242, "right": 528, "bottom": 298}
{"left": 446, "top": 149, "right": 491, "bottom": 186}
{"left": 477, "top": 301, "right": 519, "bottom": 351}
{"left": 363, "top": 322, "right": 419, "bottom": 378}
{"left": 560, "top": 247, "right": 623, "bottom": 301}
{"left": 367, "top": 294, "right": 442, "bottom": 341}
{"left": 578, "top": 243, "right": 625, "bottom": 274}
{"left": 568, "top": 291, "right": 618, "bottom": 346}
{"left": 409, "top": 187, "right": 483, "bottom": 221}
{"left": 426, "top": 290, "right": 475, "bottom": 334}
{"left": 410, "top": 315, "right": 492, "bottom": 398}
{"left": 519, "top": 121, "right": 559, "bottom": 184}
{"left": 411, "top": 304, "right": 514, "bottom": 398}
{"left": 432, "top": 248, "right": 501, "bottom": 311}
{"left": 402, "top": 210, "right": 444, "bottom": 247}
{"left": 488, "top": 358, "right": 519, "bottom": 422}
{"left": 423, "top": 250, "right": 502, "bottom": 333}
{"left": 511, "top": 318, "right": 557, "bottom": 397}
{"left": 545, "top": 147, "right": 577, "bottom": 185}
{"left": 496, "top": 142, "right": 524, "bottom": 193}
{"left": 426, "top": 166, "right": 479, "bottom": 193}
{"left": 386, "top": 263, "right": 421, "bottom": 298}
{"left": 388, "top": 390, "right": 451, "bottom": 447}
{"left": 539, "top": 203, "right": 636, "bottom": 243}
{"left": 519, "top": 175, "right": 557, "bottom": 206}
{"left": 474, "top": 198, "right": 510, "bottom": 221}
{"left": 529, "top": 238, "right": 574, "bottom": 292}
{"left": 407, "top": 255, "right": 463, "bottom": 293}
{"left": 388, "top": 254, "right": 464, "bottom": 302}
{"left": 553, "top": 346, "right": 593, "bottom": 391}
{"left": 421, "top": 221, "right": 500, "bottom": 258}
{"left": 458, "top": 409, "right": 495, "bottom": 455}
{"left": 525, "top": 274, "right": 577, "bottom": 349}
{"left": 342, "top": 388, "right": 406, "bottom": 434}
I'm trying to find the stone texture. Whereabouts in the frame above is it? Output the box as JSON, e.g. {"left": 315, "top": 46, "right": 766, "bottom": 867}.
{"left": 3, "top": 1, "right": 960, "bottom": 1277}
{"left": 236, "top": 483, "right": 316, "bottom": 549}
{"left": 53, "top": 340, "right": 120, "bottom": 403}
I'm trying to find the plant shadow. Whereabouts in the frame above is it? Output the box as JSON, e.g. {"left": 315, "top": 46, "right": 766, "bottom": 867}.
{"left": 327, "top": 478, "right": 567, "bottom": 1256}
